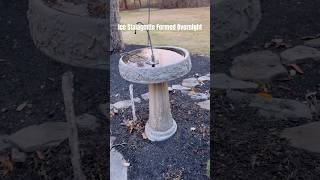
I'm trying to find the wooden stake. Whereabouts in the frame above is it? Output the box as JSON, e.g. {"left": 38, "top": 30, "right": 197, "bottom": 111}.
{"left": 62, "top": 71, "right": 86, "bottom": 180}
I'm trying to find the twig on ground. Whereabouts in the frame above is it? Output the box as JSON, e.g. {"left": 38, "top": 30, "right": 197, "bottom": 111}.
{"left": 62, "top": 71, "right": 86, "bottom": 180}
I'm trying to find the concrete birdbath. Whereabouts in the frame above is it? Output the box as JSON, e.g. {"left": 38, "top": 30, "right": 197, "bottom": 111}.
{"left": 119, "top": 46, "right": 191, "bottom": 141}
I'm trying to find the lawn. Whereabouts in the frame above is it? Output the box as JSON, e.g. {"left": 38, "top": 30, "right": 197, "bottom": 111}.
{"left": 120, "top": 7, "right": 210, "bottom": 56}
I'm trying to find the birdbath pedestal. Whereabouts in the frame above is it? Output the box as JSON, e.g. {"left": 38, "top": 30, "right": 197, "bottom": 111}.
{"left": 119, "top": 46, "right": 191, "bottom": 141}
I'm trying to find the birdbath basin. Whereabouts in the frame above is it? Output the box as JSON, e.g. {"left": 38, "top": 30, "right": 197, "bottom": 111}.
{"left": 119, "top": 46, "right": 192, "bottom": 141}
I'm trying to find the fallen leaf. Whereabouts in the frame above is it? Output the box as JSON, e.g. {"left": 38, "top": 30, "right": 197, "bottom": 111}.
{"left": 141, "top": 132, "right": 148, "bottom": 139}
{"left": 0, "top": 155, "right": 13, "bottom": 175}
{"left": 16, "top": 101, "right": 28, "bottom": 111}
{"left": 289, "top": 64, "right": 304, "bottom": 74}
{"left": 36, "top": 151, "right": 45, "bottom": 160}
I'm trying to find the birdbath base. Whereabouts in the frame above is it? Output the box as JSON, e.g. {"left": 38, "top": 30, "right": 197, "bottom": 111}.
{"left": 118, "top": 46, "right": 192, "bottom": 142}
{"left": 145, "top": 82, "right": 177, "bottom": 141}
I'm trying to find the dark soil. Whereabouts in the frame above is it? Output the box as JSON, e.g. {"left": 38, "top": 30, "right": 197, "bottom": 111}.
{"left": 0, "top": 1, "right": 107, "bottom": 179}
{"left": 212, "top": 0, "right": 320, "bottom": 179}
{"left": 110, "top": 45, "right": 210, "bottom": 179}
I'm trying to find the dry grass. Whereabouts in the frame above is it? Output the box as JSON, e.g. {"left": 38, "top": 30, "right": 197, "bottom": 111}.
{"left": 120, "top": 7, "right": 210, "bottom": 55}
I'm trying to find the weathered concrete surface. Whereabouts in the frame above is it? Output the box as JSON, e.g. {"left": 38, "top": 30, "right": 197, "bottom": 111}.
{"left": 212, "top": 0, "right": 261, "bottom": 51}
{"left": 0, "top": 135, "right": 11, "bottom": 152}
{"left": 7, "top": 122, "right": 70, "bottom": 152}
{"left": 198, "top": 74, "right": 210, "bottom": 82}
{"left": 197, "top": 100, "right": 210, "bottom": 110}
{"left": 213, "top": 73, "right": 258, "bottom": 89}
{"left": 145, "top": 82, "right": 177, "bottom": 141}
{"left": 182, "top": 77, "right": 200, "bottom": 88}
{"left": 11, "top": 148, "right": 27, "bottom": 162}
{"left": 110, "top": 136, "right": 128, "bottom": 180}
{"left": 119, "top": 46, "right": 191, "bottom": 84}
{"left": 281, "top": 122, "right": 320, "bottom": 153}
{"left": 304, "top": 38, "right": 320, "bottom": 48}
{"left": 226, "top": 90, "right": 255, "bottom": 103}
{"left": 227, "top": 91, "right": 312, "bottom": 120}
{"left": 27, "top": 0, "right": 107, "bottom": 69}
{"left": 111, "top": 98, "right": 141, "bottom": 110}
{"left": 76, "top": 113, "right": 100, "bottom": 131}
{"left": 189, "top": 92, "right": 209, "bottom": 100}
{"left": 249, "top": 97, "right": 312, "bottom": 120}
{"left": 280, "top": 45, "right": 320, "bottom": 64}
{"left": 230, "top": 51, "right": 287, "bottom": 82}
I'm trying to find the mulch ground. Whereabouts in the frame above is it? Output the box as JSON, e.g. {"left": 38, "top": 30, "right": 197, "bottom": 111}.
{"left": 0, "top": 1, "right": 107, "bottom": 179}
{"left": 110, "top": 45, "right": 210, "bottom": 179}
{"left": 212, "top": 0, "right": 320, "bottom": 179}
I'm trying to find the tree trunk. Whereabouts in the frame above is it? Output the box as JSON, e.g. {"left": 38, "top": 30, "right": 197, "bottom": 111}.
{"left": 110, "top": 0, "right": 124, "bottom": 53}
{"left": 123, "top": 0, "right": 128, "bottom": 9}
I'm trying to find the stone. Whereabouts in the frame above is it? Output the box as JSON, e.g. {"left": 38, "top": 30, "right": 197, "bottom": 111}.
{"left": 198, "top": 75, "right": 210, "bottom": 82}
{"left": 171, "top": 84, "right": 191, "bottom": 91}
{"left": 7, "top": 122, "right": 70, "bottom": 152}
{"left": 76, "top": 113, "right": 100, "bottom": 131}
{"left": 213, "top": 73, "right": 258, "bottom": 89}
{"left": 141, "top": 92, "right": 149, "bottom": 101}
{"left": 230, "top": 51, "right": 287, "bottom": 82}
{"left": 182, "top": 78, "right": 200, "bottom": 88}
{"left": 281, "top": 121, "right": 320, "bottom": 153}
{"left": 280, "top": 45, "right": 320, "bottom": 64}
{"left": 212, "top": 0, "right": 261, "bottom": 51}
{"left": 197, "top": 100, "right": 210, "bottom": 110}
{"left": 249, "top": 97, "right": 312, "bottom": 120}
{"left": 111, "top": 98, "right": 141, "bottom": 110}
{"left": 110, "top": 148, "right": 128, "bottom": 180}
{"left": 189, "top": 92, "right": 209, "bottom": 100}
{"left": 226, "top": 90, "right": 254, "bottom": 103}
{"left": 0, "top": 135, "right": 11, "bottom": 152}
{"left": 11, "top": 148, "right": 27, "bottom": 162}
{"left": 304, "top": 38, "right": 320, "bottom": 48}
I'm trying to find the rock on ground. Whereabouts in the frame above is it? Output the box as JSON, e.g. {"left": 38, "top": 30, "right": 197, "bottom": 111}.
{"left": 281, "top": 121, "right": 320, "bottom": 153}
{"left": 7, "top": 122, "right": 70, "bottom": 152}
{"left": 189, "top": 92, "right": 209, "bottom": 100}
{"left": 198, "top": 75, "right": 210, "bottom": 82}
{"left": 280, "top": 45, "right": 320, "bottom": 64}
{"left": 249, "top": 97, "right": 312, "bottom": 120}
{"left": 76, "top": 113, "right": 100, "bottom": 131}
{"left": 230, "top": 51, "right": 287, "bottom": 82}
{"left": 182, "top": 78, "right": 200, "bottom": 88}
{"left": 111, "top": 98, "right": 141, "bottom": 110}
{"left": 171, "top": 84, "right": 191, "bottom": 91}
{"left": 213, "top": 73, "right": 258, "bottom": 89}
{"left": 197, "top": 100, "right": 210, "bottom": 110}
{"left": 0, "top": 135, "right": 11, "bottom": 152}
{"left": 110, "top": 136, "right": 128, "bottom": 180}
{"left": 141, "top": 92, "right": 149, "bottom": 101}
{"left": 304, "top": 38, "right": 320, "bottom": 48}
{"left": 11, "top": 148, "right": 26, "bottom": 162}
{"left": 226, "top": 90, "right": 255, "bottom": 103}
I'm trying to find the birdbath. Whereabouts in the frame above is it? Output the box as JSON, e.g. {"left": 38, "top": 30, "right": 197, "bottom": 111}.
{"left": 119, "top": 46, "right": 191, "bottom": 141}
